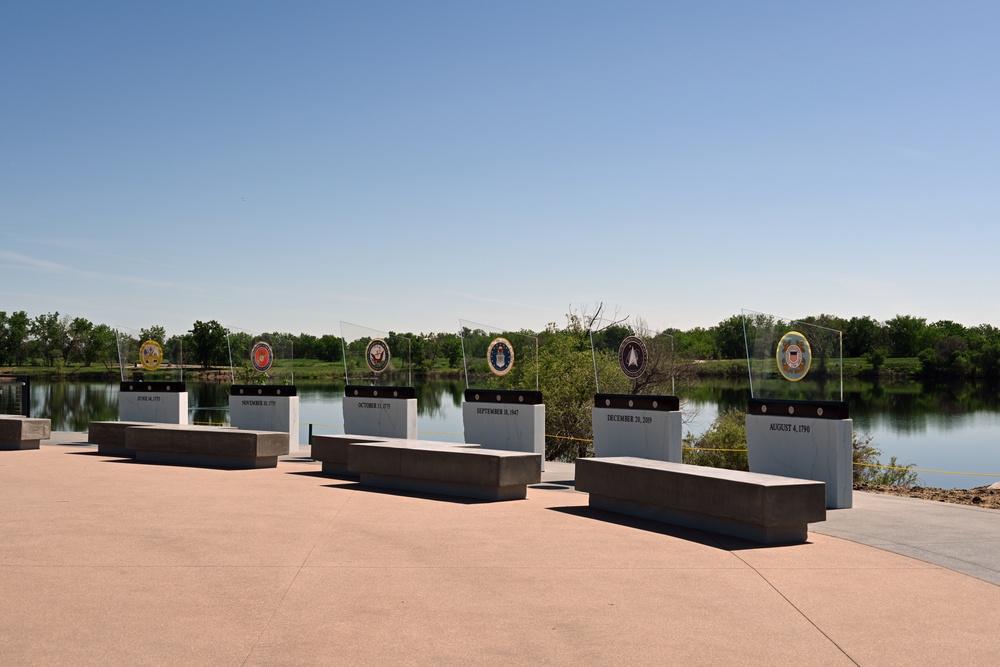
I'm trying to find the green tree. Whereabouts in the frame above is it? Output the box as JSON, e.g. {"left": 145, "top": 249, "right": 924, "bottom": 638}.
{"left": 139, "top": 325, "right": 167, "bottom": 344}
{"left": 30, "top": 312, "right": 69, "bottom": 366}
{"left": 885, "top": 315, "right": 927, "bottom": 357}
{"left": 845, "top": 316, "right": 884, "bottom": 357}
{"left": 0, "top": 311, "right": 30, "bottom": 366}
{"left": 189, "top": 320, "right": 229, "bottom": 368}
{"left": 83, "top": 324, "right": 117, "bottom": 368}
{"left": 713, "top": 315, "right": 746, "bottom": 359}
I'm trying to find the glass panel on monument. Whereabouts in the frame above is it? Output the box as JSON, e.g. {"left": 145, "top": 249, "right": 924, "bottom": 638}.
{"left": 115, "top": 326, "right": 184, "bottom": 383}
{"left": 459, "top": 319, "right": 538, "bottom": 393}
{"left": 114, "top": 326, "right": 188, "bottom": 424}
{"left": 742, "top": 309, "right": 843, "bottom": 404}
{"left": 339, "top": 322, "right": 413, "bottom": 388}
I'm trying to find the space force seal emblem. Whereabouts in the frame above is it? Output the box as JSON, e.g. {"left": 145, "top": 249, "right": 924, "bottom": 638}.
{"left": 618, "top": 335, "right": 648, "bottom": 379}
{"left": 777, "top": 331, "right": 811, "bottom": 382}
{"left": 139, "top": 340, "right": 163, "bottom": 371}
{"left": 365, "top": 338, "right": 391, "bottom": 373}
{"left": 251, "top": 341, "right": 273, "bottom": 372}
{"left": 487, "top": 337, "right": 514, "bottom": 376}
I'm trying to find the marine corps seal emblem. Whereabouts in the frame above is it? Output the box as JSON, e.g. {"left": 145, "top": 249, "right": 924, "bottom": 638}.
{"left": 139, "top": 340, "right": 163, "bottom": 371}
{"left": 618, "top": 335, "right": 648, "bottom": 379}
{"left": 251, "top": 341, "right": 273, "bottom": 373}
{"left": 777, "top": 331, "right": 811, "bottom": 382}
{"left": 365, "top": 338, "right": 391, "bottom": 373}
{"left": 487, "top": 337, "right": 514, "bottom": 376}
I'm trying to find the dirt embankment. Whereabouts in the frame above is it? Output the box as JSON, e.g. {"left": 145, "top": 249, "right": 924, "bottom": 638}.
{"left": 854, "top": 482, "right": 1000, "bottom": 509}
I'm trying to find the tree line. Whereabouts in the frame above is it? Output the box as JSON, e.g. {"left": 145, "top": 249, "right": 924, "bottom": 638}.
{"left": 4, "top": 309, "right": 1000, "bottom": 379}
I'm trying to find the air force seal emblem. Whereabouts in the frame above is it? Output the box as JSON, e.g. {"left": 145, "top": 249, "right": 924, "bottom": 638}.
{"left": 365, "top": 338, "right": 391, "bottom": 373}
{"left": 777, "top": 331, "right": 811, "bottom": 382}
{"left": 139, "top": 340, "right": 163, "bottom": 371}
{"left": 618, "top": 335, "right": 648, "bottom": 379}
{"left": 251, "top": 341, "right": 273, "bottom": 372}
{"left": 487, "top": 337, "right": 514, "bottom": 376}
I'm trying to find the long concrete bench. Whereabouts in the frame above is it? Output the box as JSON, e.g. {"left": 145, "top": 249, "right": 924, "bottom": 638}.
{"left": 575, "top": 457, "right": 826, "bottom": 544}
{"left": 89, "top": 421, "right": 233, "bottom": 458}
{"left": 347, "top": 440, "right": 542, "bottom": 501}
{"left": 310, "top": 434, "right": 479, "bottom": 478}
{"left": 124, "top": 425, "right": 289, "bottom": 469}
{"left": 0, "top": 415, "right": 51, "bottom": 450}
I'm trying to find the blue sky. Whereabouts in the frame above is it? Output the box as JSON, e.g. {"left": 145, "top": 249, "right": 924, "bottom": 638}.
{"left": 2, "top": 2, "right": 998, "bottom": 338}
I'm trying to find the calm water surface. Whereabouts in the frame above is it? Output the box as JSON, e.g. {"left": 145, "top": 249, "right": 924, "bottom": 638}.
{"left": 27, "top": 378, "right": 1000, "bottom": 490}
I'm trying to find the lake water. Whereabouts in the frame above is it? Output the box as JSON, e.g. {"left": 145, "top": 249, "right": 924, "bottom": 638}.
{"left": 24, "top": 378, "right": 1000, "bottom": 490}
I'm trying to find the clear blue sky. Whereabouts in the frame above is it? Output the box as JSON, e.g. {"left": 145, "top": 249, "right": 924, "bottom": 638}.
{"left": 2, "top": 2, "right": 998, "bottom": 338}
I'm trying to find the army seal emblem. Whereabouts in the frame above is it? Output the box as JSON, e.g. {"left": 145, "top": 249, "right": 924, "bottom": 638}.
{"left": 618, "top": 335, "right": 648, "bottom": 379}
{"left": 777, "top": 331, "right": 811, "bottom": 382}
{"left": 365, "top": 338, "right": 391, "bottom": 373}
{"left": 251, "top": 341, "right": 273, "bottom": 372}
{"left": 139, "top": 340, "right": 163, "bottom": 371}
{"left": 487, "top": 337, "right": 514, "bottom": 376}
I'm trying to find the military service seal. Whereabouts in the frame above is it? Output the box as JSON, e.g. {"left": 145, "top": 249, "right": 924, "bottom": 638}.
{"left": 618, "top": 335, "right": 648, "bottom": 379}
{"left": 777, "top": 331, "right": 811, "bottom": 382}
{"left": 487, "top": 337, "right": 514, "bottom": 376}
{"left": 139, "top": 340, "right": 163, "bottom": 372}
{"left": 251, "top": 341, "right": 274, "bottom": 372}
{"left": 365, "top": 338, "right": 391, "bottom": 373}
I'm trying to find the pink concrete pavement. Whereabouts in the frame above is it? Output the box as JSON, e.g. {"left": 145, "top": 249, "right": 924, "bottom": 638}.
{"left": 1, "top": 437, "right": 998, "bottom": 666}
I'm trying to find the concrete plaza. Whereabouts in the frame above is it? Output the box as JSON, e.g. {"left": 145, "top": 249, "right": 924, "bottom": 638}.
{"left": 1, "top": 434, "right": 998, "bottom": 665}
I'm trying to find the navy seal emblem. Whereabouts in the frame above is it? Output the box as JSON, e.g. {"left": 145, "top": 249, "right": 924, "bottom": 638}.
{"left": 251, "top": 341, "right": 273, "bottom": 372}
{"left": 487, "top": 337, "right": 514, "bottom": 376}
{"left": 777, "top": 331, "right": 811, "bottom": 382}
{"left": 365, "top": 338, "right": 391, "bottom": 373}
{"left": 618, "top": 335, "right": 648, "bottom": 379}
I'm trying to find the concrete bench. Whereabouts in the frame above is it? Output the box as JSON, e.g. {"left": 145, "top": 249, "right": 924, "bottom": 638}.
{"left": 124, "top": 425, "right": 289, "bottom": 469}
{"left": 575, "top": 457, "right": 826, "bottom": 544}
{"left": 0, "top": 415, "right": 51, "bottom": 450}
{"left": 310, "top": 434, "right": 479, "bottom": 478}
{"left": 89, "top": 421, "right": 233, "bottom": 458}
{"left": 347, "top": 440, "right": 542, "bottom": 501}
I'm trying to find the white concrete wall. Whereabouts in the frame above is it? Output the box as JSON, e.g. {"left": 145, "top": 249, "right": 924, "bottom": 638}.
{"left": 746, "top": 414, "right": 853, "bottom": 509}
{"left": 229, "top": 394, "right": 300, "bottom": 453}
{"left": 342, "top": 396, "right": 417, "bottom": 440}
{"left": 592, "top": 407, "right": 682, "bottom": 462}
{"left": 119, "top": 392, "right": 188, "bottom": 425}
{"left": 462, "top": 402, "right": 545, "bottom": 471}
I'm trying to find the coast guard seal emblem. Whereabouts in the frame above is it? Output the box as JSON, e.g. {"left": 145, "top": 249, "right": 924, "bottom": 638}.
{"left": 487, "top": 337, "right": 514, "bottom": 376}
{"left": 139, "top": 340, "right": 163, "bottom": 371}
{"left": 777, "top": 331, "right": 811, "bottom": 382}
{"left": 365, "top": 338, "right": 391, "bottom": 373}
{"left": 251, "top": 341, "right": 273, "bottom": 372}
{"left": 618, "top": 335, "right": 648, "bottom": 379}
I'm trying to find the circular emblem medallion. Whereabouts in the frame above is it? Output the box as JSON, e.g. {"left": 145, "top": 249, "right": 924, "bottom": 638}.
{"left": 365, "top": 338, "right": 391, "bottom": 373}
{"left": 487, "top": 337, "right": 514, "bottom": 376}
{"left": 251, "top": 341, "right": 273, "bottom": 372}
{"left": 139, "top": 340, "right": 163, "bottom": 371}
{"left": 777, "top": 331, "right": 812, "bottom": 382}
{"left": 618, "top": 335, "right": 648, "bottom": 379}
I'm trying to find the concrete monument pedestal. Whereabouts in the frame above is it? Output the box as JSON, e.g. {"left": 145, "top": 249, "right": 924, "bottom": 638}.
{"left": 592, "top": 393, "right": 682, "bottom": 462}
{"left": 462, "top": 389, "right": 545, "bottom": 471}
{"left": 746, "top": 398, "right": 852, "bottom": 509}
{"left": 119, "top": 382, "right": 188, "bottom": 425}
{"left": 229, "top": 385, "right": 300, "bottom": 453}
{"left": 342, "top": 385, "right": 417, "bottom": 440}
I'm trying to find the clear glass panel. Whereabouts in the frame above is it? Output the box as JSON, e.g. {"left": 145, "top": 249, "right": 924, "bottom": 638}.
{"left": 459, "top": 319, "right": 539, "bottom": 391}
{"left": 588, "top": 316, "right": 676, "bottom": 396}
{"left": 339, "top": 322, "right": 412, "bottom": 387}
{"left": 114, "top": 326, "right": 184, "bottom": 382}
{"left": 742, "top": 309, "right": 843, "bottom": 401}
{"left": 226, "top": 327, "right": 296, "bottom": 386}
